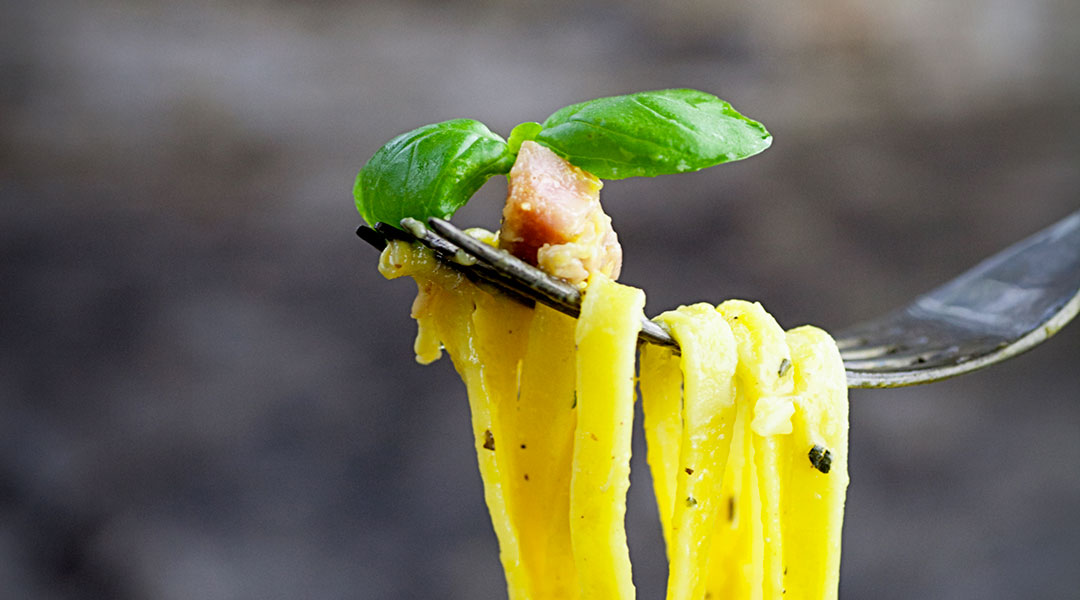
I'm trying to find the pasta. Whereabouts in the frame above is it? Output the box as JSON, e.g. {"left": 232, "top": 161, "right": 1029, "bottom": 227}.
{"left": 379, "top": 237, "right": 849, "bottom": 600}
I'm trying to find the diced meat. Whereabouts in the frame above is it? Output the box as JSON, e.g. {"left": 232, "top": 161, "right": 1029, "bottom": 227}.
{"left": 498, "top": 141, "right": 622, "bottom": 285}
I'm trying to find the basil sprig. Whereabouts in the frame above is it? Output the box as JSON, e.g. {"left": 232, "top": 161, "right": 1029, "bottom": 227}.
{"left": 355, "top": 90, "right": 770, "bottom": 228}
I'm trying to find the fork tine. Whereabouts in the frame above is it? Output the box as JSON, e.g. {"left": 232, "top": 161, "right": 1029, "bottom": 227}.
{"left": 838, "top": 344, "right": 901, "bottom": 360}
{"left": 839, "top": 209, "right": 1080, "bottom": 387}
{"left": 425, "top": 218, "right": 583, "bottom": 316}
{"left": 425, "top": 218, "right": 680, "bottom": 351}
{"left": 370, "top": 221, "right": 541, "bottom": 308}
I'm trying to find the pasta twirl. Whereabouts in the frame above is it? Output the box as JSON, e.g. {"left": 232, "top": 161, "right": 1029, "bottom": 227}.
{"left": 640, "top": 300, "right": 849, "bottom": 600}
{"left": 380, "top": 238, "right": 848, "bottom": 600}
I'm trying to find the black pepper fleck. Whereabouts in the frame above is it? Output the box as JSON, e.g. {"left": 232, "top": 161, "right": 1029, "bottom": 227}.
{"left": 483, "top": 430, "right": 495, "bottom": 451}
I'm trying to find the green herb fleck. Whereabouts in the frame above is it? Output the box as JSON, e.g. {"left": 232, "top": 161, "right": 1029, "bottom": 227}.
{"left": 808, "top": 444, "right": 832, "bottom": 473}
{"left": 778, "top": 358, "right": 791, "bottom": 377}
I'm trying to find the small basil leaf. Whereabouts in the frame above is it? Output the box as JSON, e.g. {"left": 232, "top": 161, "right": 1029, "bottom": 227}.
{"left": 507, "top": 121, "right": 542, "bottom": 154}
{"left": 535, "top": 89, "right": 771, "bottom": 179}
{"left": 354, "top": 119, "right": 514, "bottom": 228}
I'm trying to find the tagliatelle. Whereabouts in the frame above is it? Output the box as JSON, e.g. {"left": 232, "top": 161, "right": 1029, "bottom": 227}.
{"left": 379, "top": 238, "right": 532, "bottom": 594}
{"left": 511, "top": 302, "right": 580, "bottom": 598}
{"left": 780, "top": 325, "right": 849, "bottom": 599}
{"left": 570, "top": 272, "right": 643, "bottom": 600}
{"left": 379, "top": 237, "right": 848, "bottom": 600}
{"left": 647, "top": 304, "right": 738, "bottom": 600}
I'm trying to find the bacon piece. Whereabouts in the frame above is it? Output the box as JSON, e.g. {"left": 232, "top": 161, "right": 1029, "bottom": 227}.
{"left": 498, "top": 141, "right": 622, "bottom": 285}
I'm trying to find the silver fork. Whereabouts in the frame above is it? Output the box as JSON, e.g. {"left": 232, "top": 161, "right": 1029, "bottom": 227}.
{"left": 357, "top": 210, "right": 1080, "bottom": 389}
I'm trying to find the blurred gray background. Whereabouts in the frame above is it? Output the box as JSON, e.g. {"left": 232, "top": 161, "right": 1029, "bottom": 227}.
{"left": 2, "top": 0, "right": 1078, "bottom": 598}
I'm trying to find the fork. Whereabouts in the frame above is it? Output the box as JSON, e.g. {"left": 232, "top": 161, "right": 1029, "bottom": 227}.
{"left": 357, "top": 210, "right": 1080, "bottom": 389}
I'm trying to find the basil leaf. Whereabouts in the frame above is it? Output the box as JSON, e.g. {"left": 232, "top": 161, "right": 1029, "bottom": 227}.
{"left": 535, "top": 89, "right": 771, "bottom": 179}
{"left": 354, "top": 119, "right": 514, "bottom": 228}
{"left": 507, "top": 121, "right": 542, "bottom": 154}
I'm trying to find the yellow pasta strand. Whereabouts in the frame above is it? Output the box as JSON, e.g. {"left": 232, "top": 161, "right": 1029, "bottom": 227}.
{"left": 507, "top": 304, "right": 580, "bottom": 599}
{"left": 380, "top": 240, "right": 534, "bottom": 597}
{"left": 717, "top": 299, "right": 795, "bottom": 599}
{"left": 639, "top": 342, "right": 683, "bottom": 555}
{"left": 471, "top": 290, "right": 537, "bottom": 599}
{"left": 570, "top": 272, "right": 644, "bottom": 600}
{"left": 781, "top": 326, "right": 849, "bottom": 600}
{"left": 704, "top": 395, "right": 761, "bottom": 599}
{"left": 654, "top": 304, "right": 738, "bottom": 600}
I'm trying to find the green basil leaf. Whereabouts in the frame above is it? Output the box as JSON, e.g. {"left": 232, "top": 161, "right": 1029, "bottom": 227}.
{"left": 354, "top": 119, "right": 514, "bottom": 228}
{"left": 535, "top": 89, "right": 771, "bottom": 179}
{"left": 507, "top": 121, "right": 542, "bottom": 154}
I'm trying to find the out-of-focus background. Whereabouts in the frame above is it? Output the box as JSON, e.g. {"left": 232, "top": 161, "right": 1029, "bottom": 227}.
{"left": 2, "top": 0, "right": 1078, "bottom": 598}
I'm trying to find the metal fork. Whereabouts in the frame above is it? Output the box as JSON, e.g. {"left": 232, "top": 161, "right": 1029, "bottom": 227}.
{"left": 357, "top": 210, "right": 1080, "bottom": 389}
